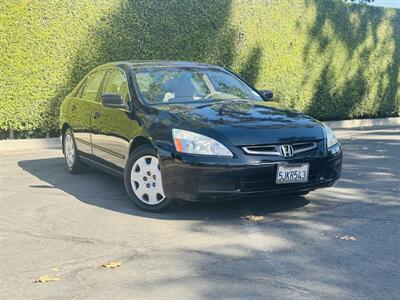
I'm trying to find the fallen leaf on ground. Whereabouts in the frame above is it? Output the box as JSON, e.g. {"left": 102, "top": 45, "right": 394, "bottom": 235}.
{"left": 103, "top": 261, "right": 122, "bottom": 269}
{"left": 35, "top": 275, "right": 60, "bottom": 283}
{"left": 337, "top": 235, "right": 356, "bottom": 241}
{"left": 241, "top": 215, "right": 265, "bottom": 222}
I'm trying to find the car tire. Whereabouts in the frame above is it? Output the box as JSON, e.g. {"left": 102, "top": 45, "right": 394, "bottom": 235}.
{"left": 63, "top": 128, "right": 88, "bottom": 174}
{"left": 124, "top": 144, "right": 174, "bottom": 212}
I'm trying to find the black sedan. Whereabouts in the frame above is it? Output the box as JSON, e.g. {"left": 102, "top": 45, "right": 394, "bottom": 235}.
{"left": 60, "top": 61, "right": 342, "bottom": 212}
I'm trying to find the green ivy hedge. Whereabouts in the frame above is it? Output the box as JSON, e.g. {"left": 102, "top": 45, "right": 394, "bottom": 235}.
{"left": 1, "top": 0, "right": 399, "bottom": 137}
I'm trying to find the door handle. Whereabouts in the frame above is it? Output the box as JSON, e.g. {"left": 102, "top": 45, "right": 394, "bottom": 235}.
{"left": 71, "top": 104, "right": 77, "bottom": 112}
{"left": 93, "top": 111, "right": 101, "bottom": 119}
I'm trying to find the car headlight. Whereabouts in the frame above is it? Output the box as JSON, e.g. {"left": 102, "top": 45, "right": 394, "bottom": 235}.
{"left": 323, "top": 124, "right": 338, "bottom": 148}
{"left": 172, "top": 129, "right": 233, "bottom": 157}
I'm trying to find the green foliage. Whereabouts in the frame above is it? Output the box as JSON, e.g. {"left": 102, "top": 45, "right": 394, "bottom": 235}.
{"left": 1, "top": 0, "right": 399, "bottom": 137}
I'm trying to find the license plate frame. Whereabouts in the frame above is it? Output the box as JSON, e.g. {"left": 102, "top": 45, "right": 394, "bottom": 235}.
{"left": 276, "top": 163, "right": 309, "bottom": 184}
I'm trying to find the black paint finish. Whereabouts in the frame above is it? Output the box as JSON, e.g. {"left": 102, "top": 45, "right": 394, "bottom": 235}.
{"left": 60, "top": 61, "right": 342, "bottom": 202}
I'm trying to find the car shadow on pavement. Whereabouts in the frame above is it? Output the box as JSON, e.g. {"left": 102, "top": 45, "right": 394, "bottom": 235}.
{"left": 18, "top": 157, "right": 310, "bottom": 220}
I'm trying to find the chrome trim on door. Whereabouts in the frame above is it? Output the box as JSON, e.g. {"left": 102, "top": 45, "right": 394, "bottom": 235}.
{"left": 76, "top": 137, "right": 125, "bottom": 159}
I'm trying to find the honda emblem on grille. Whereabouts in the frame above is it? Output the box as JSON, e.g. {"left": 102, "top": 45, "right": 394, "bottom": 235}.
{"left": 280, "top": 145, "right": 294, "bottom": 157}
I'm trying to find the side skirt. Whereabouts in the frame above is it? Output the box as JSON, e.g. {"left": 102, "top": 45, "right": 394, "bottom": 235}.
{"left": 79, "top": 154, "right": 124, "bottom": 179}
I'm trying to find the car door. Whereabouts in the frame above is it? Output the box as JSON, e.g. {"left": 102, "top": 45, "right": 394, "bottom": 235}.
{"left": 68, "top": 69, "right": 107, "bottom": 155}
{"left": 91, "top": 68, "right": 140, "bottom": 169}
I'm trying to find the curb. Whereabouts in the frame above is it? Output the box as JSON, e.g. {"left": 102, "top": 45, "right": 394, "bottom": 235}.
{"left": 0, "top": 117, "right": 398, "bottom": 152}
{"left": 0, "top": 137, "right": 61, "bottom": 153}
{"left": 324, "top": 117, "right": 399, "bottom": 129}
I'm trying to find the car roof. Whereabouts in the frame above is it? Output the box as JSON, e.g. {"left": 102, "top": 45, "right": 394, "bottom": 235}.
{"left": 95, "top": 60, "right": 222, "bottom": 70}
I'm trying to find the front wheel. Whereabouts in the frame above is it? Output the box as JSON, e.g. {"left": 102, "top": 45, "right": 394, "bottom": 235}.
{"left": 124, "top": 145, "right": 174, "bottom": 212}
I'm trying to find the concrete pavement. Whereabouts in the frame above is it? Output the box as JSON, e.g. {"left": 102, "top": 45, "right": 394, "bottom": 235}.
{"left": 1, "top": 126, "right": 399, "bottom": 299}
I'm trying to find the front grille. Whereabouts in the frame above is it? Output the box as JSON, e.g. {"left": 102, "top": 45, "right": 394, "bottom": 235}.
{"left": 242, "top": 141, "right": 317, "bottom": 156}
{"left": 241, "top": 175, "right": 274, "bottom": 191}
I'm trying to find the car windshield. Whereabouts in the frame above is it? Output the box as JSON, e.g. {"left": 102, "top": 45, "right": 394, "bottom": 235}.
{"left": 133, "top": 67, "right": 263, "bottom": 104}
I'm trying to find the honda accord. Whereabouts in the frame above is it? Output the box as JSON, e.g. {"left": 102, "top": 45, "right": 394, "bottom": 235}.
{"left": 60, "top": 61, "right": 342, "bottom": 212}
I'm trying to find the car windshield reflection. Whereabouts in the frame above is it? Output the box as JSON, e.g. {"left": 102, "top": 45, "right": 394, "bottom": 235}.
{"left": 133, "top": 67, "right": 263, "bottom": 104}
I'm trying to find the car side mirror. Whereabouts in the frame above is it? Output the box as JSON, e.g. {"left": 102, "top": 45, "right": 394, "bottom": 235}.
{"left": 101, "top": 93, "right": 129, "bottom": 110}
{"left": 259, "top": 90, "right": 273, "bottom": 101}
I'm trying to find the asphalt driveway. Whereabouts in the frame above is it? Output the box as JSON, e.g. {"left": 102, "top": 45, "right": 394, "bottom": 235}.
{"left": 1, "top": 126, "right": 399, "bottom": 299}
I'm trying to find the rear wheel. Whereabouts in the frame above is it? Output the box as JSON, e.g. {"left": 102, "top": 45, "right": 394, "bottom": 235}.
{"left": 63, "top": 128, "right": 88, "bottom": 174}
{"left": 124, "top": 144, "right": 174, "bottom": 212}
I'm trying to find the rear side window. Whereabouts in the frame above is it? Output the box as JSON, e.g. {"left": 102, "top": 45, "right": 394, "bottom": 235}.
{"left": 102, "top": 68, "right": 130, "bottom": 102}
{"left": 74, "top": 79, "right": 87, "bottom": 97}
{"left": 81, "top": 70, "right": 106, "bottom": 102}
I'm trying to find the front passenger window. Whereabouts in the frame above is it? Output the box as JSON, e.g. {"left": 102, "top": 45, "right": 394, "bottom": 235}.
{"left": 102, "top": 69, "right": 130, "bottom": 102}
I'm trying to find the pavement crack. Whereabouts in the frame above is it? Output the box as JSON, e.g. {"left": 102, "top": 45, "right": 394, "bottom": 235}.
{"left": 0, "top": 228, "right": 132, "bottom": 248}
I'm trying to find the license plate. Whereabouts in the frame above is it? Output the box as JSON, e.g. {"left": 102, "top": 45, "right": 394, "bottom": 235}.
{"left": 276, "top": 163, "right": 309, "bottom": 184}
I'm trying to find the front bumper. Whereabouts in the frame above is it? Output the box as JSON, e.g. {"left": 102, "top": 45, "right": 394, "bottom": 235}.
{"left": 159, "top": 143, "right": 342, "bottom": 202}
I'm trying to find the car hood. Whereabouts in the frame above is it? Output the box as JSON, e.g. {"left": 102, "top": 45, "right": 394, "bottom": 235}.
{"left": 152, "top": 100, "right": 324, "bottom": 146}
